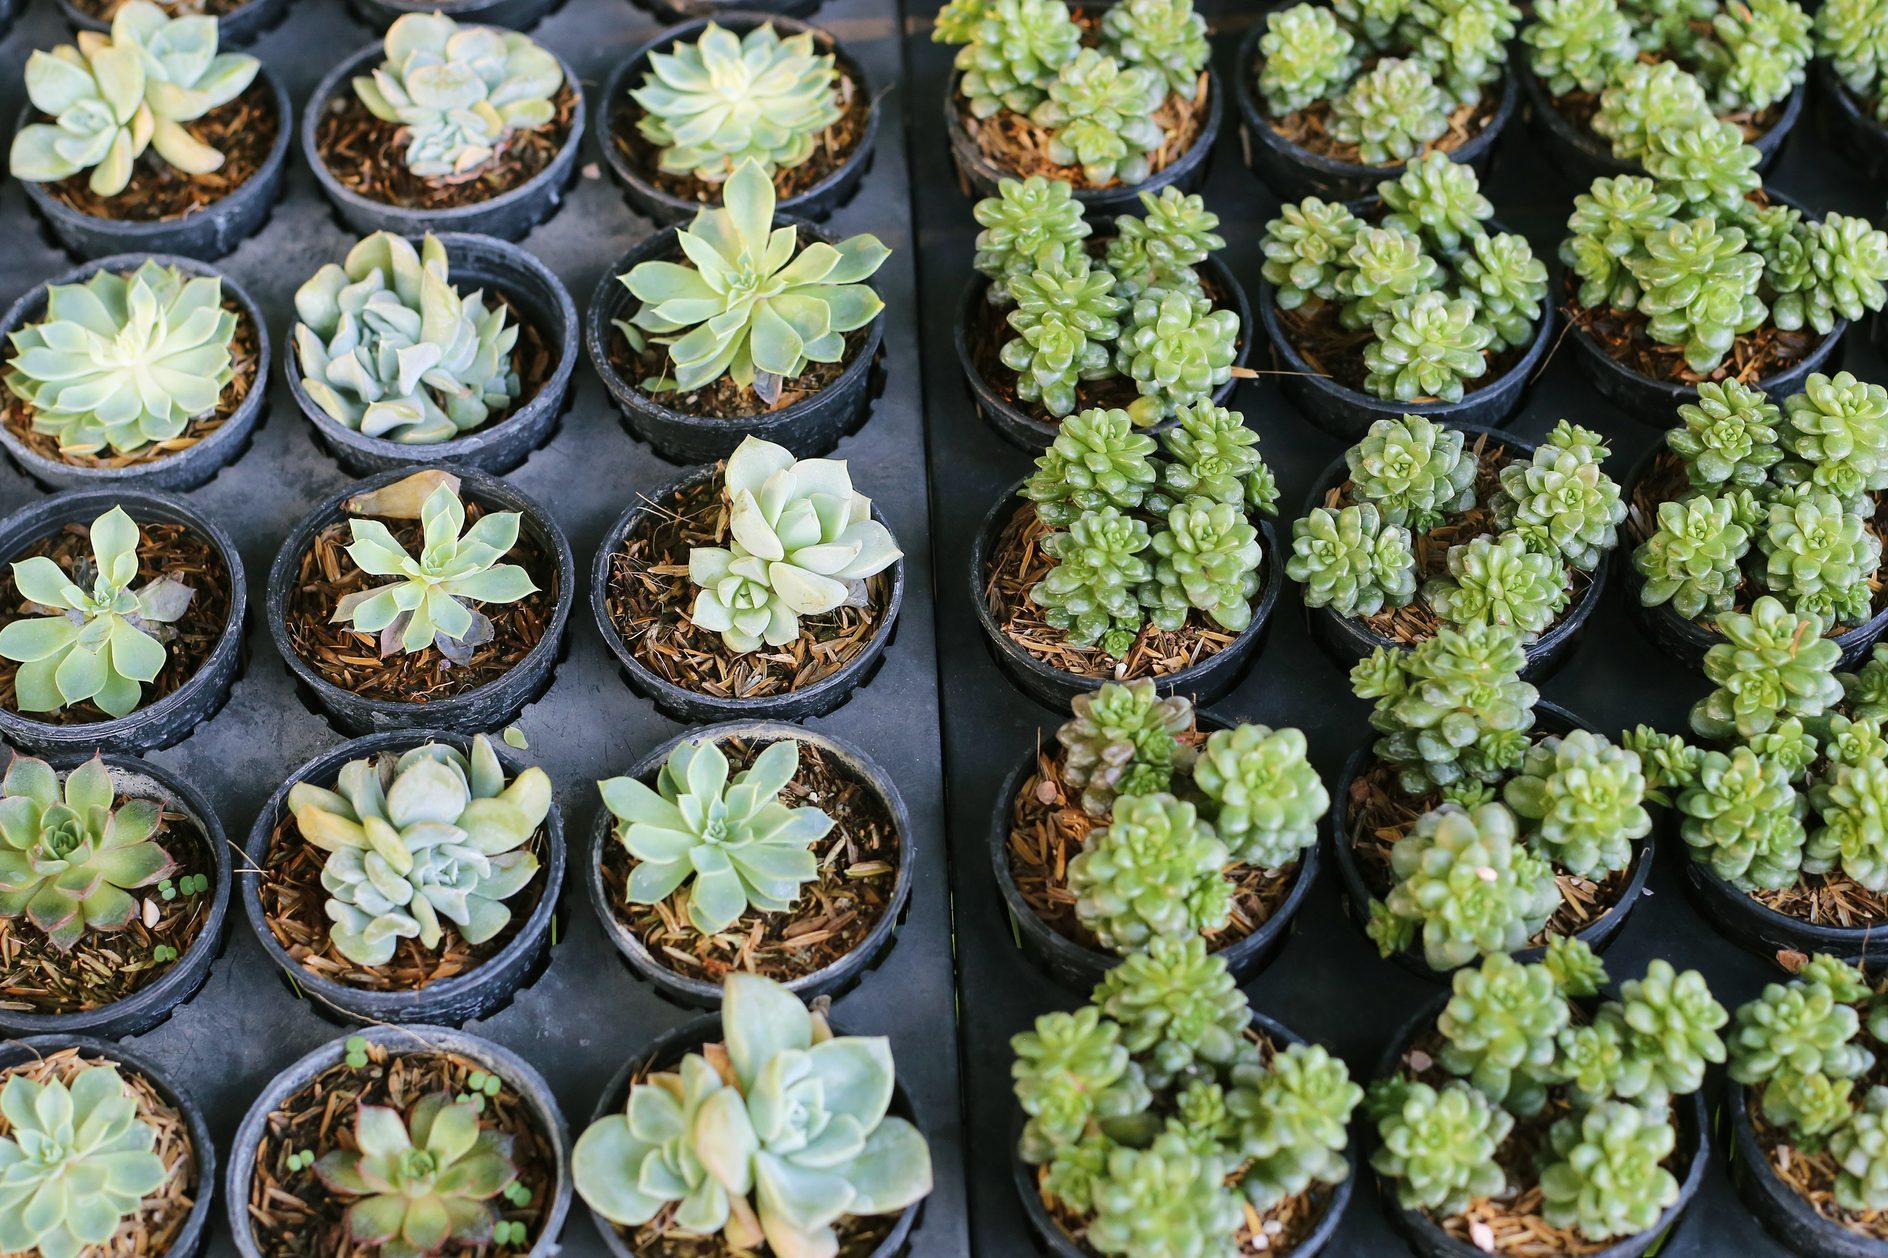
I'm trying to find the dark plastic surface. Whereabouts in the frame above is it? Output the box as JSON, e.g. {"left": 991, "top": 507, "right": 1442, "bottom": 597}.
{"left": 1815, "top": 60, "right": 1888, "bottom": 182}
{"left": 56, "top": 0, "right": 289, "bottom": 43}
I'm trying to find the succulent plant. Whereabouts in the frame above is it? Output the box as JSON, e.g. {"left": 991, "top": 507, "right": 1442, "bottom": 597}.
{"left": 1620, "top": 0, "right": 1720, "bottom": 56}
{"left": 1677, "top": 745, "right": 1808, "bottom": 889}
{"left": 5, "top": 261, "right": 236, "bottom": 457}
{"left": 1001, "top": 252, "right": 1128, "bottom": 419}
{"left": 1012, "top": 1003, "right": 1151, "bottom": 1159}
{"left": 294, "top": 232, "right": 521, "bottom": 445}
{"left": 1158, "top": 402, "right": 1267, "bottom": 511}
{"left": 1026, "top": 408, "right": 1157, "bottom": 527}
{"left": 972, "top": 176, "right": 1091, "bottom": 300}
{"left": 288, "top": 734, "right": 549, "bottom": 967}
{"left": 1729, "top": 967, "right": 1871, "bottom": 1098}
{"left": 1376, "top": 802, "right": 1563, "bottom": 970}
{"left": 573, "top": 973, "right": 933, "bottom": 1254}
{"left": 1502, "top": 731, "right": 1650, "bottom": 880}
{"left": 0, "top": 505, "right": 194, "bottom": 718}
{"left": 1436, "top": 952, "right": 1571, "bottom": 1114}
{"left": 1094, "top": 936, "right": 1247, "bottom": 1087}
{"left": 1141, "top": 497, "right": 1263, "bottom": 634}
{"left": 1833, "top": 1087, "right": 1888, "bottom": 1210}
{"left": 0, "top": 755, "right": 175, "bottom": 952}
{"left": 1347, "top": 412, "right": 1477, "bottom": 530}
{"left": 1776, "top": 214, "right": 1888, "bottom": 336}
{"left": 1287, "top": 504, "right": 1418, "bottom": 618}
{"left": 1424, "top": 533, "right": 1571, "bottom": 639}
{"left": 1338, "top": 0, "right": 1418, "bottom": 47}
{"left": 1524, "top": 0, "right": 1638, "bottom": 95}
{"left": 1823, "top": 714, "right": 1886, "bottom": 774}
{"left": 1696, "top": 0, "right": 1812, "bottom": 113}
{"left": 1379, "top": 152, "right": 1493, "bottom": 256}
{"left": 1817, "top": 0, "right": 1888, "bottom": 108}
{"left": 1625, "top": 215, "right": 1767, "bottom": 374}
{"left": 1353, "top": 622, "right": 1538, "bottom": 793}
{"left": 1761, "top": 488, "right": 1881, "bottom": 624}
{"left": 1190, "top": 723, "right": 1327, "bottom": 868}
{"left": 1457, "top": 231, "right": 1549, "bottom": 352}
{"left": 1644, "top": 120, "right": 1765, "bottom": 216}
{"left": 1670, "top": 379, "right": 1785, "bottom": 488}
{"left": 1402, "top": 0, "right": 1520, "bottom": 106}
{"left": 1330, "top": 57, "right": 1451, "bottom": 164}
{"left": 1068, "top": 793, "right": 1231, "bottom": 952}
{"left": 1032, "top": 509, "right": 1154, "bottom": 657}
{"left": 1777, "top": 370, "right": 1888, "bottom": 503}
{"left": 1261, "top": 197, "right": 1362, "bottom": 309}
{"left": 1057, "top": 680, "right": 1194, "bottom": 816}
{"left": 1591, "top": 60, "right": 1709, "bottom": 160}
{"left": 1490, "top": 422, "right": 1625, "bottom": 572}
{"left": 316, "top": 1093, "right": 517, "bottom": 1256}
{"left": 0, "top": 1064, "right": 168, "bottom": 1258}
{"left": 1257, "top": 4, "right": 1360, "bottom": 114}
{"left": 1807, "top": 758, "right": 1888, "bottom": 891}
{"left": 1560, "top": 174, "right": 1683, "bottom": 310}
{"left": 1364, "top": 291, "right": 1493, "bottom": 403}
{"left": 1538, "top": 1101, "right": 1679, "bottom": 1241}
{"left": 1029, "top": 50, "right": 1167, "bottom": 186}
{"left": 686, "top": 437, "right": 901, "bottom": 653}
{"left": 632, "top": 22, "right": 840, "bottom": 185}
{"left": 1368, "top": 1078, "right": 1511, "bottom": 1214}
{"left": 1689, "top": 596, "right": 1845, "bottom": 739}
{"left": 1619, "top": 725, "right": 1703, "bottom": 802}
{"left": 621, "top": 161, "right": 888, "bottom": 401}
{"left": 1608, "top": 959, "right": 1729, "bottom": 1102}
{"left": 1752, "top": 714, "right": 1821, "bottom": 782}
{"left": 937, "top": 0, "right": 1082, "bottom": 117}
{"left": 1227, "top": 1042, "right": 1362, "bottom": 1209}
{"left": 1086, "top": 1131, "right": 1240, "bottom": 1258}
{"left": 1633, "top": 495, "right": 1750, "bottom": 620}
{"left": 1105, "top": 188, "right": 1224, "bottom": 300}
{"left": 1338, "top": 225, "right": 1443, "bottom": 328}
{"left": 1098, "top": 0, "right": 1210, "bottom": 98}
{"left": 1114, "top": 291, "right": 1240, "bottom": 428}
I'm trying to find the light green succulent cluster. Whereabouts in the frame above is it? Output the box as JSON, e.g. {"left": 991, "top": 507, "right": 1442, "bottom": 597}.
{"left": 1068, "top": 793, "right": 1231, "bottom": 952}
{"left": 574, "top": 973, "right": 933, "bottom": 1256}
{"left": 1353, "top": 620, "right": 1539, "bottom": 793}
{"left": 972, "top": 175, "right": 1091, "bottom": 301}
{"left": 1502, "top": 730, "right": 1652, "bottom": 879}
{"left": 1690, "top": 595, "right": 1846, "bottom": 740}
{"left": 1056, "top": 680, "right": 1196, "bottom": 815}
{"left": 1491, "top": 421, "right": 1626, "bottom": 572}
{"left": 1287, "top": 503, "right": 1418, "bottom": 617}
{"left": 1367, "top": 1077, "right": 1511, "bottom": 1213}
{"left": 1192, "top": 723, "right": 1329, "bottom": 867}
{"left": 1817, "top": 0, "right": 1888, "bottom": 119}
{"left": 0, "top": 1064, "right": 169, "bottom": 1258}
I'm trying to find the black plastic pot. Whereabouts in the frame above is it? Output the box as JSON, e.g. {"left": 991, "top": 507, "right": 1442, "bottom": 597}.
{"left": 0, "top": 488, "right": 247, "bottom": 755}
{"left": 1676, "top": 820, "right": 1888, "bottom": 966}
{"left": 227, "top": 1024, "right": 572, "bottom": 1258}
{"left": 0, "top": 755, "right": 229, "bottom": 1039}
{"left": 590, "top": 463, "right": 905, "bottom": 722}
{"left": 0, "top": 1034, "right": 215, "bottom": 1258}
{"left": 1727, "top": 1076, "right": 1888, "bottom": 1257}
{"left": 287, "top": 232, "right": 577, "bottom": 476}
{"left": 0, "top": 253, "right": 269, "bottom": 492}
{"left": 304, "top": 41, "right": 585, "bottom": 241}
{"left": 955, "top": 254, "right": 1254, "bottom": 452}
{"left": 943, "top": 67, "right": 1223, "bottom": 216}
{"left": 239, "top": 729, "right": 565, "bottom": 1025}
{"left": 1297, "top": 425, "right": 1607, "bottom": 681}
{"left": 1013, "top": 1009, "right": 1354, "bottom": 1258}
{"left": 349, "top": 0, "right": 566, "bottom": 30}
{"left": 1328, "top": 700, "right": 1654, "bottom": 982}
{"left": 633, "top": 0, "right": 822, "bottom": 17}
{"left": 16, "top": 65, "right": 291, "bottom": 262}
{"left": 266, "top": 464, "right": 574, "bottom": 736}
{"left": 987, "top": 712, "right": 1321, "bottom": 994}
{"left": 1372, "top": 994, "right": 1708, "bottom": 1258}
{"left": 1814, "top": 61, "right": 1888, "bottom": 183}
{"left": 597, "top": 13, "right": 880, "bottom": 225}
{"left": 587, "top": 223, "right": 885, "bottom": 463}
{"left": 587, "top": 720, "right": 913, "bottom": 1008}
{"left": 57, "top": 0, "right": 288, "bottom": 43}
{"left": 584, "top": 1012, "right": 925, "bottom": 1258}
{"left": 968, "top": 481, "right": 1280, "bottom": 714}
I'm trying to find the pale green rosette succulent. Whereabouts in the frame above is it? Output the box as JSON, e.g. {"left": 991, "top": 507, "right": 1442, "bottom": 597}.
{"left": 1633, "top": 494, "right": 1750, "bottom": 621}
{"left": 1524, "top": 0, "right": 1637, "bottom": 95}
{"left": 1503, "top": 730, "right": 1650, "bottom": 880}
{"left": 1560, "top": 174, "right": 1682, "bottom": 310}
{"left": 1329, "top": 58, "right": 1451, "bottom": 165}
{"left": 1695, "top": 0, "right": 1812, "bottom": 114}
{"left": 0, "top": 1065, "right": 168, "bottom": 1258}
{"left": 1028, "top": 50, "right": 1166, "bottom": 186}
{"left": 1105, "top": 187, "right": 1224, "bottom": 300}
{"left": 1261, "top": 197, "right": 1362, "bottom": 309}
{"left": 1689, "top": 595, "right": 1844, "bottom": 739}
{"left": 1098, "top": 0, "right": 1210, "bottom": 98}
{"left": 1436, "top": 952, "right": 1572, "bottom": 1115}
{"left": 1025, "top": 407, "right": 1157, "bottom": 527}
{"left": 1011, "top": 1004, "right": 1150, "bottom": 1159}
{"left": 1677, "top": 745, "right": 1808, "bottom": 890}
{"left": 1114, "top": 291, "right": 1240, "bottom": 427}
{"left": 1032, "top": 509, "right": 1154, "bottom": 657}
{"left": 1338, "top": 226, "right": 1442, "bottom": 328}
{"left": 1192, "top": 723, "right": 1328, "bottom": 868}
{"left": 937, "top": 0, "right": 1082, "bottom": 117}
{"left": 1353, "top": 622, "right": 1538, "bottom": 793}
{"left": 1346, "top": 412, "right": 1476, "bottom": 529}
{"left": 1379, "top": 152, "right": 1493, "bottom": 255}
{"left": 1489, "top": 422, "right": 1624, "bottom": 572}
{"left": 1423, "top": 533, "right": 1570, "bottom": 639}
{"left": 1777, "top": 370, "right": 1888, "bottom": 502}
{"left": 1257, "top": 3, "right": 1359, "bottom": 115}
{"left": 1669, "top": 379, "right": 1784, "bottom": 489}
{"left": 1816, "top": 0, "right": 1888, "bottom": 109}
{"left": 1068, "top": 792, "right": 1231, "bottom": 952}
{"left": 1593, "top": 60, "right": 1712, "bottom": 163}
{"left": 1401, "top": 0, "right": 1520, "bottom": 107}
{"left": 1094, "top": 936, "right": 1247, "bottom": 1087}
{"left": 1761, "top": 487, "right": 1880, "bottom": 625}
{"left": 1364, "top": 291, "right": 1493, "bottom": 404}
{"left": 1457, "top": 231, "right": 1549, "bottom": 352}
{"left": 1226, "top": 1042, "right": 1362, "bottom": 1210}
{"left": 1807, "top": 758, "right": 1888, "bottom": 892}
{"left": 1642, "top": 120, "right": 1763, "bottom": 216}
{"left": 1057, "top": 680, "right": 1194, "bottom": 815}
{"left": 1378, "top": 802, "right": 1563, "bottom": 971}
{"left": 1001, "top": 252, "right": 1127, "bottom": 418}
{"left": 1086, "top": 1132, "right": 1240, "bottom": 1258}
{"left": 1627, "top": 215, "right": 1767, "bottom": 375}
{"left": 972, "top": 175, "right": 1091, "bottom": 300}
{"left": 1538, "top": 1102, "right": 1680, "bottom": 1241}
{"left": 1286, "top": 504, "right": 1418, "bottom": 618}
{"left": 1141, "top": 496, "right": 1263, "bottom": 634}
{"left": 1833, "top": 1087, "right": 1888, "bottom": 1211}
{"left": 1368, "top": 1078, "right": 1511, "bottom": 1214}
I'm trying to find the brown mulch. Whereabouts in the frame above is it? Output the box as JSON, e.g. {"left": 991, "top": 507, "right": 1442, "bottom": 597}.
{"left": 67, "top": 0, "right": 247, "bottom": 14}
{"left": 1567, "top": 297, "right": 1822, "bottom": 387}
{"left": 40, "top": 82, "right": 277, "bottom": 222}
{"left": 600, "top": 735, "right": 898, "bottom": 986}
{"left": 281, "top": 499, "right": 556, "bottom": 704}
{"left": 0, "top": 520, "right": 232, "bottom": 725}
{"left": 959, "top": 73, "right": 1210, "bottom": 190}
{"left": 1276, "top": 295, "right": 1527, "bottom": 400}
{"left": 1750, "top": 1034, "right": 1888, "bottom": 1244}
{"left": 1751, "top": 874, "right": 1888, "bottom": 931}
{"left": 982, "top": 499, "right": 1245, "bottom": 681}
{"left": 1, "top": 297, "right": 259, "bottom": 471}
{"left": 604, "top": 470, "right": 892, "bottom": 700}
{"left": 313, "top": 81, "right": 577, "bottom": 211}
{"left": 1260, "top": 83, "right": 1495, "bottom": 166}
{"left": 245, "top": 1041, "right": 555, "bottom": 1258}
{"left": 608, "top": 321, "right": 867, "bottom": 421}
{"left": 0, "top": 1047, "right": 199, "bottom": 1257}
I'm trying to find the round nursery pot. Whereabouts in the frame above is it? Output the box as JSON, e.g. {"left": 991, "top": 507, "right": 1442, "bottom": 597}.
{"left": 0, "top": 488, "right": 246, "bottom": 755}
{"left": 1259, "top": 263, "right": 1553, "bottom": 444}
{"left": 632, "top": 0, "right": 823, "bottom": 19}
{"left": 1727, "top": 1077, "right": 1888, "bottom": 1258}
{"left": 585, "top": 1013, "right": 924, "bottom": 1258}
{"left": 266, "top": 464, "right": 574, "bottom": 736}
{"left": 1298, "top": 425, "right": 1607, "bottom": 682}
{"left": 56, "top": 0, "right": 288, "bottom": 43}
{"left": 956, "top": 255, "right": 1253, "bottom": 452}
{"left": 0, "top": 253, "right": 269, "bottom": 492}
{"left": 17, "top": 64, "right": 291, "bottom": 263}
{"left": 987, "top": 712, "right": 1320, "bottom": 994}
{"left": 587, "top": 222, "right": 885, "bottom": 464}
{"left": 1236, "top": 27, "right": 1519, "bottom": 203}
{"left": 1815, "top": 60, "right": 1888, "bottom": 183}
{"left": 1328, "top": 700, "right": 1654, "bottom": 983}
{"left": 0, "top": 755, "right": 231, "bottom": 1040}
{"left": 590, "top": 463, "right": 904, "bottom": 722}
{"left": 228, "top": 1024, "right": 572, "bottom": 1258}
{"left": 349, "top": 0, "right": 566, "bottom": 30}
{"left": 969, "top": 481, "right": 1281, "bottom": 714}
{"left": 303, "top": 41, "right": 585, "bottom": 242}
{"left": 1372, "top": 995, "right": 1708, "bottom": 1258}
{"left": 1675, "top": 822, "right": 1888, "bottom": 967}
{"left": 1013, "top": 1009, "right": 1353, "bottom": 1258}
{"left": 943, "top": 67, "right": 1223, "bottom": 217}
{"left": 240, "top": 729, "right": 565, "bottom": 1025}
{"left": 287, "top": 232, "right": 577, "bottom": 476}
{"left": 597, "top": 12, "right": 881, "bottom": 225}
{"left": 588, "top": 720, "right": 913, "bottom": 1008}
{"left": 0, "top": 1035, "right": 215, "bottom": 1258}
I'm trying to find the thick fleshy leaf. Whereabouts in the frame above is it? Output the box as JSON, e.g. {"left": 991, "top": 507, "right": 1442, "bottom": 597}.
{"left": 724, "top": 972, "right": 814, "bottom": 1091}
{"left": 571, "top": 1116, "right": 667, "bottom": 1225}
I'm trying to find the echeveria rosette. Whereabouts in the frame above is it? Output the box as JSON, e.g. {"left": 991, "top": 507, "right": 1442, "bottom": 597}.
{"left": 1364, "top": 291, "right": 1493, "bottom": 404}
{"left": 1346, "top": 412, "right": 1476, "bottom": 530}
{"left": 1025, "top": 408, "right": 1158, "bottom": 528}
{"left": 1377, "top": 152, "right": 1492, "bottom": 256}
{"left": 1256, "top": 3, "right": 1359, "bottom": 115}
{"left": 1677, "top": 745, "right": 1808, "bottom": 890}
{"left": 1094, "top": 936, "right": 1247, "bottom": 1087}
{"left": 1337, "top": 226, "right": 1442, "bottom": 328}
{"left": 1367, "top": 1078, "right": 1511, "bottom": 1215}
{"left": 1057, "top": 680, "right": 1194, "bottom": 815}
{"left": 1592, "top": 59, "right": 1713, "bottom": 162}
{"left": 1689, "top": 595, "right": 1845, "bottom": 740}
{"left": 1086, "top": 1132, "right": 1241, "bottom": 1258}
{"left": 1524, "top": 0, "right": 1637, "bottom": 95}
{"left": 1632, "top": 494, "right": 1751, "bottom": 622}
{"left": 1011, "top": 1004, "right": 1151, "bottom": 1160}
{"left": 1191, "top": 723, "right": 1328, "bottom": 868}
{"left": 1777, "top": 370, "right": 1888, "bottom": 504}
{"left": 972, "top": 175, "right": 1091, "bottom": 301}
{"left": 1330, "top": 58, "right": 1451, "bottom": 164}
{"left": 1353, "top": 622, "right": 1539, "bottom": 793}
{"left": 1032, "top": 509, "right": 1154, "bottom": 657}
{"left": 1097, "top": 0, "right": 1210, "bottom": 99}
{"left": 1457, "top": 232, "right": 1548, "bottom": 353}
{"left": 1643, "top": 121, "right": 1764, "bottom": 217}
{"left": 1376, "top": 802, "right": 1562, "bottom": 970}
{"left": 1695, "top": 0, "right": 1812, "bottom": 114}
{"left": 1423, "top": 533, "right": 1570, "bottom": 640}
{"left": 1067, "top": 792, "right": 1231, "bottom": 952}
{"left": 1626, "top": 215, "right": 1767, "bottom": 375}
{"left": 1227, "top": 1042, "right": 1363, "bottom": 1210}
{"left": 1114, "top": 291, "right": 1240, "bottom": 428}
{"left": 1401, "top": 0, "right": 1520, "bottom": 107}
{"left": 1560, "top": 174, "right": 1682, "bottom": 311}
{"left": 1287, "top": 504, "right": 1418, "bottom": 618}
{"left": 1157, "top": 402, "right": 1272, "bottom": 513}
{"left": 0, "top": 1065, "right": 168, "bottom": 1258}
{"left": 1538, "top": 1102, "right": 1681, "bottom": 1241}
{"left": 1761, "top": 488, "right": 1881, "bottom": 626}
{"left": 1435, "top": 952, "right": 1571, "bottom": 1115}
{"left": 1503, "top": 730, "right": 1650, "bottom": 880}
{"left": 1105, "top": 187, "right": 1224, "bottom": 301}
{"left": 1261, "top": 198, "right": 1362, "bottom": 310}
{"left": 937, "top": 0, "right": 1081, "bottom": 118}
{"left": 1669, "top": 379, "right": 1784, "bottom": 489}
{"left": 1490, "top": 422, "right": 1624, "bottom": 572}
{"left": 1000, "top": 254, "right": 1127, "bottom": 419}
{"left": 1141, "top": 497, "right": 1263, "bottom": 635}
{"left": 1028, "top": 50, "right": 1166, "bottom": 187}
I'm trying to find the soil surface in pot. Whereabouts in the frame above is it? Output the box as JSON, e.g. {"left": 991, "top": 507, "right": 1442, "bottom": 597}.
{"left": 66, "top": 0, "right": 249, "bottom": 16}
{"left": 600, "top": 733, "right": 898, "bottom": 986}
{"left": 0, "top": 518, "right": 232, "bottom": 725}
{"left": 1746, "top": 1031, "right": 1888, "bottom": 1243}
{"left": 604, "top": 470, "right": 892, "bottom": 700}
{"left": 1318, "top": 431, "right": 1592, "bottom": 646}
{"left": 0, "top": 1046, "right": 200, "bottom": 1256}
{"left": 245, "top": 1040, "right": 556, "bottom": 1258}
{"left": 1566, "top": 295, "right": 1823, "bottom": 386}
{"left": 607, "top": 317, "right": 869, "bottom": 420}
{"left": 0, "top": 798, "right": 213, "bottom": 1016}
{"left": 282, "top": 496, "right": 557, "bottom": 703}
{"left": 313, "top": 80, "right": 578, "bottom": 212}
{"left": 1746, "top": 873, "right": 1888, "bottom": 932}
{"left": 611, "top": 55, "right": 872, "bottom": 206}
{"left": 37, "top": 80, "right": 278, "bottom": 222}
{"left": 1254, "top": 63, "right": 1498, "bottom": 165}
{"left": 2, "top": 294, "right": 260, "bottom": 473}
{"left": 1006, "top": 735, "right": 1298, "bottom": 956}
{"left": 1275, "top": 292, "right": 1529, "bottom": 401}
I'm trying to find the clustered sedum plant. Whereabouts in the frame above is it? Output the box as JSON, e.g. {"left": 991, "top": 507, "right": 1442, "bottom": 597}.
{"left": 9, "top": 1, "right": 261, "bottom": 198}
{"left": 973, "top": 178, "right": 1239, "bottom": 427}
{"left": 934, "top": 0, "right": 1209, "bottom": 187}
{"left": 1817, "top": 0, "right": 1888, "bottom": 120}
{"left": 1263, "top": 157, "right": 1548, "bottom": 403}
{"left": 1012, "top": 937, "right": 1361, "bottom": 1254}
{"left": 574, "top": 972, "right": 934, "bottom": 1255}
{"left": 1370, "top": 940, "right": 1724, "bottom": 1242}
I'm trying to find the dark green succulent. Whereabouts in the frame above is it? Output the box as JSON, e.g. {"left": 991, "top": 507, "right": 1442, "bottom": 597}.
{"left": 1677, "top": 745, "right": 1808, "bottom": 890}
{"left": 1257, "top": 3, "right": 1360, "bottom": 114}
{"left": 1353, "top": 622, "right": 1538, "bottom": 792}
{"left": 1026, "top": 407, "right": 1158, "bottom": 528}
{"left": 1338, "top": 226, "right": 1443, "bottom": 327}
{"left": 1524, "top": 0, "right": 1638, "bottom": 94}
{"left": 1539, "top": 1101, "right": 1680, "bottom": 1241}
{"left": 1424, "top": 533, "right": 1570, "bottom": 639}
{"left": 1142, "top": 497, "right": 1263, "bottom": 634}
{"left": 1378, "top": 152, "right": 1493, "bottom": 255}
{"left": 1287, "top": 504, "right": 1419, "bottom": 617}
{"left": 1436, "top": 952, "right": 1572, "bottom": 1114}
{"left": 1094, "top": 936, "right": 1248, "bottom": 1087}
{"left": 1227, "top": 1043, "right": 1363, "bottom": 1210}
{"left": 1457, "top": 231, "right": 1549, "bottom": 352}
{"left": 1560, "top": 174, "right": 1683, "bottom": 310}
{"left": 1330, "top": 58, "right": 1452, "bottom": 164}
{"left": 1503, "top": 730, "right": 1651, "bottom": 879}
{"left": 1067, "top": 793, "right": 1231, "bottom": 952}
{"left": 1032, "top": 509, "right": 1154, "bottom": 657}
{"left": 1368, "top": 1078, "right": 1511, "bottom": 1214}
{"left": 1761, "top": 487, "right": 1881, "bottom": 625}
{"left": 1690, "top": 596, "right": 1845, "bottom": 739}
{"left": 1261, "top": 197, "right": 1363, "bottom": 309}
{"left": 1633, "top": 494, "right": 1750, "bottom": 621}
{"left": 1490, "top": 421, "right": 1625, "bottom": 571}
{"left": 1669, "top": 379, "right": 1785, "bottom": 489}
{"left": 1192, "top": 723, "right": 1328, "bottom": 867}
{"left": 1012, "top": 1005, "right": 1151, "bottom": 1160}
{"left": 973, "top": 175, "right": 1092, "bottom": 300}
{"left": 1377, "top": 802, "right": 1563, "bottom": 970}
{"left": 1057, "top": 680, "right": 1195, "bottom": 815}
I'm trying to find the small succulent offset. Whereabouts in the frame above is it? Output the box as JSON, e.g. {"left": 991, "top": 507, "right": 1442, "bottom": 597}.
{"left": 1056, "top": 680, "right": 1194, "bottom": 815}
{"left": 1330, "top": 58, "right": 1450, "bottom": 165}
{"left": 0, "top": 505, "right": 195, "bottom": 719}
{"left": 572, "top": 973, "right": 933, "bottom": 1256}
{"left": 1689, "top": 595, "right": 1845, "bottom": 740}
{"left": 9, "top": 1, "right": 261, "bottom": 198}
{"left": 1372, "top": 802, "right": 1562, "bottom": 969}
{"left": 0, "top": 1065, "right": 168, "bottom": 1258}
{"left": 632, "top": 22, "right": 841, "bottom": 186}
{"left": 355, "top": 12, "right": 563, "bottom": 181}
{"left": 1068, "top": 793, "right": 1230, "bottom": 952}
{"left": 1287, "top": 504, "right": 1418, "bottom": 618}
{"left": 294, "top": 232, "right": 521, "bottom": 446}
{"left": 1192, "top": 723, "right": 1328, "bottom": 868}
{"left": 1352, "top": 622, "right": 1539, "bottom": 794}
{"left": 5, "top": 260, "right": 237, "bottom": 458}
{"left": 685, "top": 437, "right": 901, "bottom": 653}
{"left": 288, "top": 735, "right": 551, "bottom": 967}
{"left": 1503, "top": 730, "right": 1651, "bottom": 880}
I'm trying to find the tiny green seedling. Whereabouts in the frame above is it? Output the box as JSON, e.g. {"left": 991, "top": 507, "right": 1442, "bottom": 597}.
{"left": 503, "top": 1182, "right": 532, "bottom": 1207}
{"left": 151, "top": 945, "right": 178, "bottom": 963}
{"left": 493, "top": 1220, "right": 526, "bottom": 1247}
{"left": 285, "top": 1150, "right": 314, "bottom": 1172}
{"left": 344, "top": 1036, "right": 369, "bottom": 1069}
